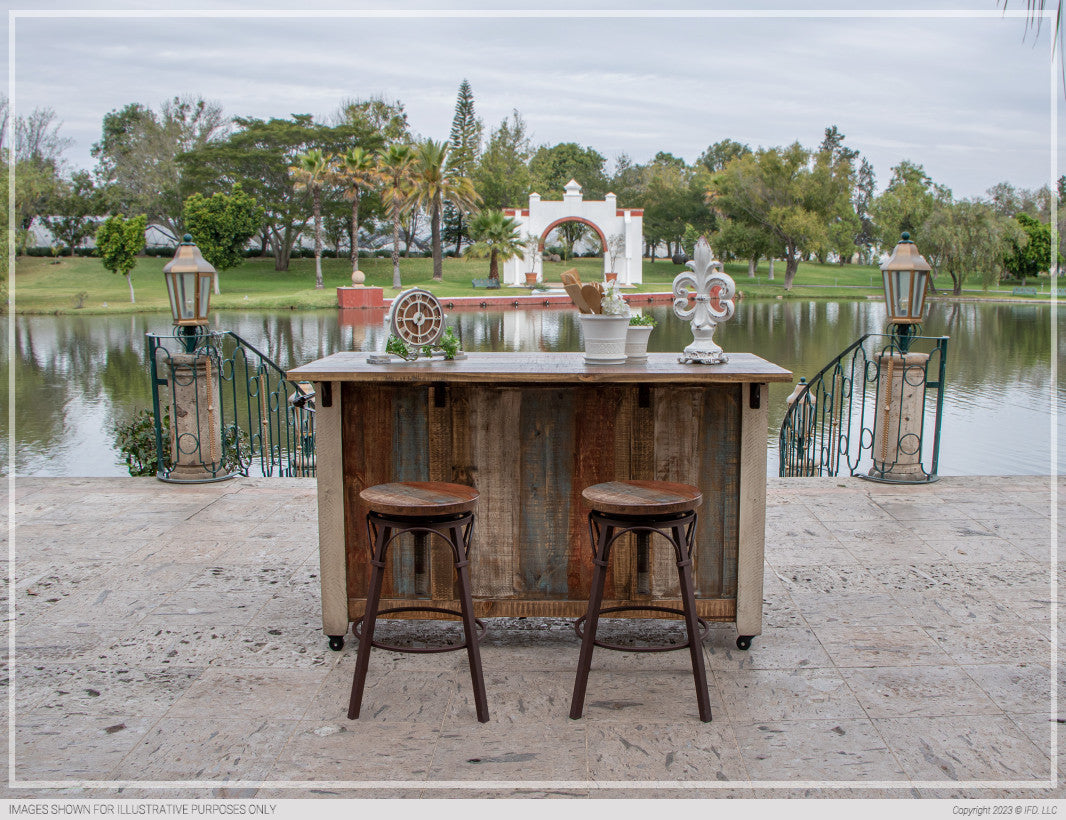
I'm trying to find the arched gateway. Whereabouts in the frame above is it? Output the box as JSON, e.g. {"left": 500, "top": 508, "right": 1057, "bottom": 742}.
{"left": 502, "top": 179, "right": 644, "bottom": 286}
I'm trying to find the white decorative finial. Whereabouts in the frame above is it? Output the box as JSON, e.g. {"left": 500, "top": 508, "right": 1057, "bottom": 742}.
{"left": 672, "top": 237, "right": 736, "bottom": 364}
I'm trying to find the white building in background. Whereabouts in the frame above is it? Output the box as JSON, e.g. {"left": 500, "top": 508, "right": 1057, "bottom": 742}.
{"left": 502, "top": 180, "right": 644, "bottom": 286}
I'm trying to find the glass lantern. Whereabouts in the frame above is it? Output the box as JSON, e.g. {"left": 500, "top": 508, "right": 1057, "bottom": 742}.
{"left": 880, "top": 231, "right": 932, "bottom": 325}
{"left": 163, "top": 235, "right": 216, "bottom": 328}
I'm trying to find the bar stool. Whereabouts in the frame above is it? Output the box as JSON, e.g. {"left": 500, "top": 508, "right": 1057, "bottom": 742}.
{"left": 347, "top": 481, "right": 489, "bottom": 723}
{"left": 569, "top": 480, "right": 712, "bottom": 723}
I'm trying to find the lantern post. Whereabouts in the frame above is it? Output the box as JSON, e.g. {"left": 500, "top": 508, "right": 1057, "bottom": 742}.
{"left": 869, "top": 233, "right": 936, "bottom": 482}
{"left": 156, "top": 235, "right": 231, "bottom": 482}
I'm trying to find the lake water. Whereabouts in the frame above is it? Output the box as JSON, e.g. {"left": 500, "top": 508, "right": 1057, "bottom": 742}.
{"left": 3, "top": 298, "right": 1062, "bottom": 477}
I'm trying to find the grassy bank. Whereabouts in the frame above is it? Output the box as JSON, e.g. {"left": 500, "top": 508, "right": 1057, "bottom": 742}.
{"left": 11, "top": 254, "right": 1053, "bottom": 315}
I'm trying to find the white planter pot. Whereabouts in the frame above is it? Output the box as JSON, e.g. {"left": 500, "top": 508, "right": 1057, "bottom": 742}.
{"left": 579, "top": 314, "right": 629, "bottom": 365}
{"left": 625, "top": 325, "right": 654, "bottom": 362}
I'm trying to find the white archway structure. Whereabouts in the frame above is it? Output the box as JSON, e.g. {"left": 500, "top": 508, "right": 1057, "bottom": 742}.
{"left": 502, "top": 179, "right": 644, "bottom": 286}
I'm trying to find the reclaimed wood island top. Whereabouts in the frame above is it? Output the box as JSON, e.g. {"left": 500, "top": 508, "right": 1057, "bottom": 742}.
{"left": 292, "top": 349, "right": 792, "bottom": 649}
{"left": 287, "top": 351, "right": 793, "bottom": 385}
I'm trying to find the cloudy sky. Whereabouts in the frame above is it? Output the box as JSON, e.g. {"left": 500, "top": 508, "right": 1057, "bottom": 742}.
{"left": 3, "top": 0, "right": 1061, "bottom": 200}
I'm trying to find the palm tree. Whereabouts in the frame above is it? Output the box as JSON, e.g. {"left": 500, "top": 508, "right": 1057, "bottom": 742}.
{"left": 409, "top": 139, "right": 481, "bottom": 282}
{"left": 375, "top": 144, "right": 415, "bottom": 290}
{"left": 289, "top": 148, "right": 328, "bottom": 289}
{"left": 465, "top": 209, "right": 523, "bottom": 283}
{"left": 333, "top": 146, "right": 376, "bottom": 268}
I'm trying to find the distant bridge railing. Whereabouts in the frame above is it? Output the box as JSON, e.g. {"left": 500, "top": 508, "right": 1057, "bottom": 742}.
{"left": 779, "top": 333, "right": 948, "bottom": 483}
{"left": 147, "top": 331, "right": 315, "bottom": 481}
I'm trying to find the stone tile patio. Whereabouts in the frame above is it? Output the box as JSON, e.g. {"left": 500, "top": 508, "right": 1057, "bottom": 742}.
{"left": 3, "top": 475, "right": 1062, "bottom": 798}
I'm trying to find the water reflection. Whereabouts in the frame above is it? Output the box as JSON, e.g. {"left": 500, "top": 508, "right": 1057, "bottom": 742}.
{"left": 2, "top": 300, "right": 1061, "bottom": 476}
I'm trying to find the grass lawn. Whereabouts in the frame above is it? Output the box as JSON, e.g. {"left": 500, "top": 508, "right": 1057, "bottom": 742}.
{"left": 11, "top": 253, "right": 1053, "bottom": 315}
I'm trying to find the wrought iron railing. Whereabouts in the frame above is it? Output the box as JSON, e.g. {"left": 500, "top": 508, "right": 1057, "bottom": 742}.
{"left": 147, "top": 331, "right": 315, "bottom": 482}
{"left": 779, "top": 333, "right": 948, "bottom": 483}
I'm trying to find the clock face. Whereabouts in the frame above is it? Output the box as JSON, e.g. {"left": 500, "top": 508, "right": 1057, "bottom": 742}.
{"left": 388, "top": 288, "right": 445, "bottom": 347}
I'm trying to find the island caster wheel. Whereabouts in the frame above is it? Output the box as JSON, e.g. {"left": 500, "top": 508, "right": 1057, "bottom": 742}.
{"left": 328, "top": 635, "right": 345, "bottom": 651}
{"left": 736, "top": 635, "right": 753, "bottom": 651}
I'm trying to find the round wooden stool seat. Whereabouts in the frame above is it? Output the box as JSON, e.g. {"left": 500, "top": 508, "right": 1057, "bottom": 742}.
{"left": 581, "top": 480, "right": 702, "bottom": 516}
{"left": 359, "top": 482, "right": 479, "bottom": 516}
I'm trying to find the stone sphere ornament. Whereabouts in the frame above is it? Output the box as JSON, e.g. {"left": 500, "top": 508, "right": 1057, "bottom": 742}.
{"left": 672, "top": 237, "right": 736, "bottom": 364}
{"left": 351, "top": 268, "right": 366, "bottom": 286}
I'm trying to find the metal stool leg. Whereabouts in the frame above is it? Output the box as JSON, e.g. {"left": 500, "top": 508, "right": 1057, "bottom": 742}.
{"left": 348, "top": 521, "right": 390, "bottom": 720}
{"left": 569, "top": 515, "right": 613, "bottom": 720}
{"left": 450, "top": 521, "right": 489, "bottom": 723}
{"left": 672, "top": 521, "right": 712, "bottom": 722}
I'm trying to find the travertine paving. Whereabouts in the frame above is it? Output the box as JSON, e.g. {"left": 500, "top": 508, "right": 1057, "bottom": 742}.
{"left": 3, "top": 475, "right": 1062, "bottom": 798}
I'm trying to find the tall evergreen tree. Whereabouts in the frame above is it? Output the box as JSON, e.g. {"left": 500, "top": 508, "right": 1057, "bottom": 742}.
{"left": 443, "top": 80, "right": 482, "bottom": 255}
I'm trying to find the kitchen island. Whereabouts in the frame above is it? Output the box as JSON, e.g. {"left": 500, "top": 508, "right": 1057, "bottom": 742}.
{"left": 287, "top": 352, "right": 792, "bottom": 649}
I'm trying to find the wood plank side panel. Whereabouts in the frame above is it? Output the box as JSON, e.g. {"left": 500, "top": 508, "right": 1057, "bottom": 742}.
{"left": 651, "top": 387, "right": 703, "bottom": 597}
{"left": 609, "top": 386, "right": 639, "bottom": 601}
{"left": 518, "top": 388, "right": 574, "bottom": 597}
{"left": 718, "top": 385, "right": 742, "bottom": 598}
{"left": 342, "top": 383, "right": 393, "bottom": 607}
{"left": 428, "top": 384, "right": 457, "bottom": 601}
{"left": 566, "top": 386, "right": 622, "bottom": 600}
{"left": 471, "top": 387, "right": 520, "bottom": 598}
{"left": 389, "top": 387, "right": 429, "bottom": 597}
{"left": 736, "top": 382, "right": 770, "bottom": 638}
{"left": 315, "top": 381, "right": 348, "bottom": 637}
{"left": 695, "top": 384, "right": 741, "bottom": 599}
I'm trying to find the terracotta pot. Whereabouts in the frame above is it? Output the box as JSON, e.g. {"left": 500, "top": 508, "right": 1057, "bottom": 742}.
{"left": 578, "top": 314, "right": 629, "bottom": 365}
{"left": 625, "top": 324, "right": 654, "bottom": 362}
{"left": 605, "top": 272, "right": 619, "bottom": 283}
{"left": 524, "top": 272, "right": 538, "bottom": 286}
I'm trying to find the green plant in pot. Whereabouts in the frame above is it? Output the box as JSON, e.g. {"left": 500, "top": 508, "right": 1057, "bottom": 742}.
{"left": 625, "top": 312, "right": 656, "bottom": 362}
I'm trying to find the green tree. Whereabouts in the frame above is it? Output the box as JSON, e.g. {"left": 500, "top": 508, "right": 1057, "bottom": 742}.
{"left": 708, "top": 143, "right": 851, "bottom": 290}
{"left": 290, "top": 148, "right": 329, "bottom": 289}
{"left": 465, "top": 209, "right": 523, "bottom": 282}
{"left": 181, "top": 184, "right": 264, "bottom": 281}
{"left": 697, "top": 139, "right": 751, "bottom": 173}
{"left": 1, "top": 101, "right": 70, "bottom": 252}
{"left": 714, "top": 218, "right": 778, "bottom": 277}
{"left": 443, "top": 80, "right": 483, "bottom": 254}
{"left": 41, "top": 171, "right": 107, "bottom": 255}
{"left": 814, "top": 126, "right": 862, "bottom": 265}
{"left": 853, "top": 157, "right": 877, "bottom": 263}
{"left": 332, "top": 146, "right": 377, "bottom": 266}
{"left": 1003, "top": 213, "right": 1057, "bottom": 279}
{"left": 96, "top": 214, "right": 147, "bottom": 303}
{"left": 529, "top": 142, "right": 607, "bottom": 199}
{"left": 180, "top": 115, "right": 360, "bottom": 271}
{"left": 608, "top": 153, "right": 646, "bottom": 209}
{"left": 376, "top": 144, "right": 416, "bottom": 289}
{"left": 641, "top": 152, "right": 713, "bottom": 258}
{"left": 472, "top": 111, "right": 532, "bottom": 211}
{"left": 335, "top": 96, "right": 410, "bottom": 145}
{"left": 920, "top": 199, "right": 1019, "bottom": 294}
{"left": 409, "top": 139, "right": 481, "bottom": 282}
{"left": 870, "top": 160, "right": 951, "bottom": 249}
{"left": 92, "top": 95, "right": 227, "bottom": 238}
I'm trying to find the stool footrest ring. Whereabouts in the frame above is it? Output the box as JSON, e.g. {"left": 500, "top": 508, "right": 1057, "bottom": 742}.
{"left": 354, "top": 606, "right": 487, "bottom": 654}
{"left": 574, "top": 605, "right": 708, "bottom": 653}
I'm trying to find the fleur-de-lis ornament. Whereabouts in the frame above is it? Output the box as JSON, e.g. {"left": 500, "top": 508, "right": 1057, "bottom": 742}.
{"left": 672, "top": 237, "right": 736, "bottom": 364}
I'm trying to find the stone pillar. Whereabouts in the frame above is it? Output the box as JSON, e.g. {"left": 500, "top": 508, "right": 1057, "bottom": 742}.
{"left": 166, "top": 352, "right": 228, "bottom": 481}
{"left": 870, "top": 350, "right": 930, "bottom": 481}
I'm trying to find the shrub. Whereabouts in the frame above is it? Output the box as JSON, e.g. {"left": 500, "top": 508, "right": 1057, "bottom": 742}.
{"left": 114, "top": 408, "right": 169, "bottom": 477}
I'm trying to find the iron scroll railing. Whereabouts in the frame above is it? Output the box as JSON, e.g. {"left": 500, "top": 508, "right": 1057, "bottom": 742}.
{"left": 147, "top": 331, "right": 316, "bottom": 481}
{"left": 779, "top": 333, "right": 948, "bottom": 483}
